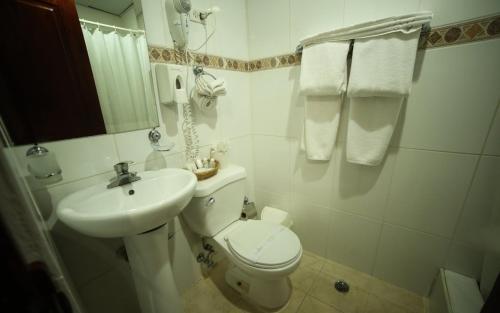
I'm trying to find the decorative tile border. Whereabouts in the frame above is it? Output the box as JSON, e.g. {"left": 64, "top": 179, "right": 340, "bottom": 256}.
{"left": 149, "top": 14, "right": 500, "bottom": 72}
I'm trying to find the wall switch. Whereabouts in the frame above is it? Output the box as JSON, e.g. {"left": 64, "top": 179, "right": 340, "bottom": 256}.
{"left": 189, "top": 9, "right": 205, "bottom": 24}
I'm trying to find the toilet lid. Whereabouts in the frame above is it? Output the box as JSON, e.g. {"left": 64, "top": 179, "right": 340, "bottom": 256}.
{"left": 224, "top": 220, "right": 301, "bottom": 269}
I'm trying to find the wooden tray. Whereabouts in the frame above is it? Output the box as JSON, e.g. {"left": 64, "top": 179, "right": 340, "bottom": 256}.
{"left": 193, "top": 160, "right": 219, "bottom": 181}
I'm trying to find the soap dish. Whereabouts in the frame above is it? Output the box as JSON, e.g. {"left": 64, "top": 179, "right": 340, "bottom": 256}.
{"left": 193, "top": 160, "right": 219, "bottom": 181}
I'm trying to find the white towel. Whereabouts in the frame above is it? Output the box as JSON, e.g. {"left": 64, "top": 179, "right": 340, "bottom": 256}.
{"left": 302, "top": 96, "right": 343, "bottom": 161}
{"left": 346, "top": 30, "right": 420, "bottom": 166}
{"left": 300, "top": 42, "right": 350, "bottom": 95}
{"left": 300, "top": 41, "right": 349, "bottom": 160}
{"left": 346, "top": 97, "right": 402, "bottom": 165}
{"left": 347, "top": 31, "right": 420, "bottom": 97}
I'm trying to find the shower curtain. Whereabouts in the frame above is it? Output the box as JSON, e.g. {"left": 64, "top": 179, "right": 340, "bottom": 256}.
{"left": 81, "top": 26, "right": 156, "bottom": 133}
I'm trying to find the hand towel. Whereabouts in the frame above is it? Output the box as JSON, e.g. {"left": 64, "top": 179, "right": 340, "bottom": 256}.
{"left": 300, "top": 41, "right": 349, "bottom": 160}
{"left": 303, "top": 95, "right": 343, "bottom": 161}
{"left": 346, "top": 30, "right": 420, "bottom": 166}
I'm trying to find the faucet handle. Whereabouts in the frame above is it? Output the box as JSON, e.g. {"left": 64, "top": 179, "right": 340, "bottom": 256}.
{"left": 114, "top": 161, "right": 134, "bottom": 174}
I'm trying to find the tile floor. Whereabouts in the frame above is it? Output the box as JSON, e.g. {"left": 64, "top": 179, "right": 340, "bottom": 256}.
{"left": 182, "top": 251, "right": 427, "bottom": 313}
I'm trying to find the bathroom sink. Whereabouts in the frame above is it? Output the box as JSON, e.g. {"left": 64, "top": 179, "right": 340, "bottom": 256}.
{"left": 57, "top": 168, "right": 197, "bottom": 238}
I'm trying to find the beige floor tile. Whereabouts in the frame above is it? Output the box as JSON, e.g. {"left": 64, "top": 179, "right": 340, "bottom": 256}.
{"left": 321, "top": 260, "right": 373, "bottom": 290}
{"left": 309, "top": 271, "right": 368, "bottom": 313}
{"left": 360, "top": 293, "right": 412, "bottom": 313}
{"left": 279, "top": 288, "right": 307, "bottom": 313}
{"left": 290, "top": 266, "right": 322, "bottom": 293}
{"left": 301, "top": 251, "right": 326, "bottom": 271}
{"left": 366, "top": 277, "right": 423, "bottom": 313}
{"left": 297, "top": 296, "right": 342, "bottom": 313}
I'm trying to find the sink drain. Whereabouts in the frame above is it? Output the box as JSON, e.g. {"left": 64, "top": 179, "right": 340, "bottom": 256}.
{"left": 334, "top": 280, "right": 350, "bottom": 293}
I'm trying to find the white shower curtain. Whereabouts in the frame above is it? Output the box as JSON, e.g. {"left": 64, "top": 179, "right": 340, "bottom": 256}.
{"left": 82, "top": 26, "right": 157, "bottom": 133}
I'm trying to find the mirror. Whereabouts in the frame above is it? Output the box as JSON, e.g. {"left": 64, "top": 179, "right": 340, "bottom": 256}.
{"left": 76, "top": 0, "right": 159, "bottom": 133}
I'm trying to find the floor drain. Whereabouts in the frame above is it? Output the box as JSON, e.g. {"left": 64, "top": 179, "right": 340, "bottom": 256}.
{"left": 334, "top": 280, "right": 350, "bottom": 293}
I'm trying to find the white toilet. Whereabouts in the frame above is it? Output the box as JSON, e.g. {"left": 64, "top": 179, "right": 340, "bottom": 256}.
{"left": 182, "top": 165, "right": 302, "bottom": 309}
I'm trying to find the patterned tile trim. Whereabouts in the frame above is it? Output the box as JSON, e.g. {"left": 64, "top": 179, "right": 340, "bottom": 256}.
{"left": 149, "top": 14, "right": 500, "bottom": 72}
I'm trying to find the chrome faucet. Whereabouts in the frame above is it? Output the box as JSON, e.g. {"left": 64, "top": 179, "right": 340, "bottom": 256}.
{"left": 107, "top": 161, "right": 141, "bottom": 189}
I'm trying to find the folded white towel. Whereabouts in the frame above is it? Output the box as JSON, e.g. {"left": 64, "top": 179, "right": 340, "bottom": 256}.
{"left": 346, "top": 30, "right": 420, "bottom": 166}
{"left": 303, "top": 96, "right": 343, "bottom": 160}
{"left": 347, "top": 97, "right": 402, "bottom": 165}
{"left": 300, "top": 41, "right": 350, "bottom": 96}
{"left": 348, "top": 31, "right": 420, "bottom": 97}
{"left": 300, "top": 41, "right": 349, "bottom": 161}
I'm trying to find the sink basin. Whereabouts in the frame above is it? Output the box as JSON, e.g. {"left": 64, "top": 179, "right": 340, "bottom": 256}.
{"left": 57, "top": 168, "right": 197, "bottom": 238}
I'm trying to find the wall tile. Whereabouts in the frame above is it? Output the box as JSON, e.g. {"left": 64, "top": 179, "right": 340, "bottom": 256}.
{"left": 227, "top": 135, "right": 255, "bottom": 199}
{"left": 250, "top": 68, "right": 296, "bottom": 137}
{"left": 396, "top": 40, "right": 500, "bottom": 153}
{"left": 326, "top": 210, "right": 382, "bottom": 274}
{"left": 289, "top": 0, "right": 344, "bottom": 50}
{"left": 344, "top": 0, "right": 421, "bottom": 26}
{"left": 247, "top": 0, "right": 290, "bottom": 59}
{"left": 209, "top": 0, "right": 248, "bottom": 59}
{"left": 78, "top": 263, "right": 139, "bottom": 313}
{"left": 454, "top": 156, "right": 500, "bottom": 244}
{"left": 445, "top": 241, "right": 484, "bottom": 280}
{"left": 254, "top": 188, "right": 291, "bottom": 216}
{"left": 14, "top": 135, "right": 119, "bottom": 188}
{"left": 385, "top": 149, "right": 478, "bottom": 237}
{"left": 212, "top": 69, "right": 252, "bottom": 139}
{"left": 484, "top": 105, "right": 500, "bottom": 156}
{"left": 373, "top": 224, "right": 450, "bottom": 295}
{"left": 290, "top": 141, "right": 334, "bottom": 208}
{"left": 420, "top": 0, "right": 500, "bottom": 26}
{"left": 331, "top": 145, "right": 396, "bottom": 221}
{"left": 253, "top": 135, "right": 291, "bottom": 194}
{"left": 290, "top": 198, "right": 330, "bottom": 257}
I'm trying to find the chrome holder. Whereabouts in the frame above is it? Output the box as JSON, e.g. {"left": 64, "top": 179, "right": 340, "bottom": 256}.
{"left": 148, "top": 128, "right": 175, "bottom": 151}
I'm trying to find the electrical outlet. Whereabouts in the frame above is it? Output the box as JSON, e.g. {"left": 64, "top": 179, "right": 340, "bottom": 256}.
{"left": 189, "top": 9, "right": 205, "bottom": 24}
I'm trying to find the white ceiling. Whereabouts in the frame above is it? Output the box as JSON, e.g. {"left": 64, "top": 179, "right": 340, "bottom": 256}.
{"left": 76, "top": 0, "right": 133, "bottom": 16}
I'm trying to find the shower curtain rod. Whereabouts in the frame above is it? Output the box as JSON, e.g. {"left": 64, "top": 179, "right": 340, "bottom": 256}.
{"left": 79, "top": 18, "right": 145, "bottom": 34}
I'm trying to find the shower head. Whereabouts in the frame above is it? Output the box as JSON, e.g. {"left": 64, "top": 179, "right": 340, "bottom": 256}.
{"left": 173, "top": 0, "right": 191, "bottom": 13}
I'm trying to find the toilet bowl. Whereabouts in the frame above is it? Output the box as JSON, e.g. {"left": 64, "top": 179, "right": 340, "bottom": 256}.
{"left": 181, "top": 165, "right": 303, "bottom": 309}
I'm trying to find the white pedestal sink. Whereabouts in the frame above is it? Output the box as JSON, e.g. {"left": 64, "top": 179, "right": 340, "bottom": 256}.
{"left": 57, "top": 168, "right": 197, "bottom": 313}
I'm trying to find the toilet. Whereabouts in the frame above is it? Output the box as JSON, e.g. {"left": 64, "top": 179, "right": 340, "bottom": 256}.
{"left": 182, "top": 165, "right": 302, "bottom": 309}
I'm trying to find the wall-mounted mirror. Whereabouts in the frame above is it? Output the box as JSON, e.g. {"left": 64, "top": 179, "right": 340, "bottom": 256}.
{"left": 76, "top": 0, "right": 159, "bottom": 134}
{"left": 0, "top": 0, "right": 158, "bottom": 145}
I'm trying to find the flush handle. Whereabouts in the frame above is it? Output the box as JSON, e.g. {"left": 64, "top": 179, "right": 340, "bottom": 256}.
{"left": 206, "top": 197, "right": 215, "bottom": 207}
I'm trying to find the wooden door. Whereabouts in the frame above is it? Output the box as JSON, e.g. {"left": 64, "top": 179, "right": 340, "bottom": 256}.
{"left": 0, "top": 0, "right": 106, "bottom": 145}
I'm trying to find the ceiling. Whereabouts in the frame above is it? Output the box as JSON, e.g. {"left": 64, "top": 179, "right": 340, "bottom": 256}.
{"left": 76, "top": 0, "right": 133, "bottom": 16}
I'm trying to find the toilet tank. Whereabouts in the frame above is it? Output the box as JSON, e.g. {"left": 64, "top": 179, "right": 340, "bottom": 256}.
{"left": 182, "top": 165, "right": 246, "bottom": 237}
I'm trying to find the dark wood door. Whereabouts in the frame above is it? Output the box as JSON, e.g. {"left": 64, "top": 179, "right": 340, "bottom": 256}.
{"left": 0, "top": 0, "right": 106, "bottom": 145}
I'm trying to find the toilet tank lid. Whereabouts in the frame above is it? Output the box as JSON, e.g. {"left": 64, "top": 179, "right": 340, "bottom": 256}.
{"left": 194, "top": 165, "right": 246, "bottom": 197}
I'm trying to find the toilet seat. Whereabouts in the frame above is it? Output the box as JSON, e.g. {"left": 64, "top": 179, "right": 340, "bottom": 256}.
{"left": 224, "top": 220, "right": 301, "bottom": 269}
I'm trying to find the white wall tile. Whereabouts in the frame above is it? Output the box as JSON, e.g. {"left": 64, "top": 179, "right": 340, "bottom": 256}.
{"left": 227, "top": 135, "right": 255, "bottom": 200}
{"left": 420, "top": 0, "right": 500, "bottom": 26}
{"left": 484, "top": 104, "right": 500, "bottom": 156}
{"left": 326, "top": 210, "right": 382, "bottom": 274}
{"left": 247, "top": 0, "right": 290, "bottom": 59}
{"left": 385, "top": 149, "right": 477, "bottom": 237}
{"left": 289, "top": 0, "right": 344, "bottom": 50}
{"left": 78, "top": 263, "right": 139, "bottom": 313}
{"left": 14, "top": 135, "right": 119, "bottom": 188}
{"left": 212, "top": 70, "right": 252, "bottom": 139}
{"left": 209, "top": 0, "right": 248, "bottom": 59}
{"left": 445, "top": 241, "right": 484, "bottom": 280}
{"left": 290, "top": 141, "right": 334, "bottom": 208}
{"left": 253, "top": 135, "right": 291, "bottom": 194}
{"left": 331, "top": 145, "right": 396, "bottom": 221}
{"left": 344, "top": 0, "right": 421, "bottom": 26}
{"left": 396, "top": 40, "right": 500, "bottom": 153}
{"left": 250, "top": 68, "right": 297, "bottom": 137}
{"left": 454, "top": 156, "right": 500, "bottom": 244}
{"left": 373, "top": 224, "right": 450, "bottom": 295}
{"left": 290, "top": 198, "right": 330, "bottom": 257}
{"left": 254, "top": 188, "right": 291, "bottom": 216}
